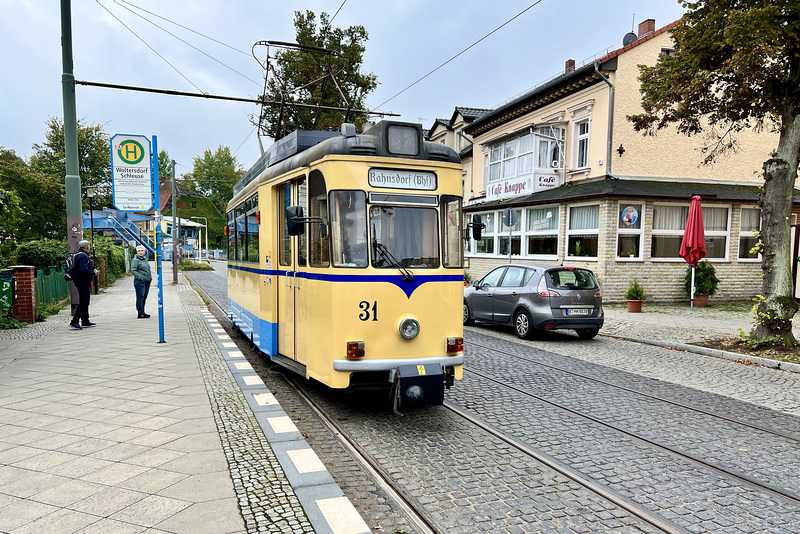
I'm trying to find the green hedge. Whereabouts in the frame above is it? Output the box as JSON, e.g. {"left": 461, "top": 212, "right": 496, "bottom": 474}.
{"left": 15, "top": 239, "right": 68, "bottom": 270}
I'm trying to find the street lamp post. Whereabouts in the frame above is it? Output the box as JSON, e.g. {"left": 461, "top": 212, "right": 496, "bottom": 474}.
{"left": 190, "top": 217, "right": 208, "bottom": 261}
{"left": 84, "top": 186, "right": 97, "bottom": 294}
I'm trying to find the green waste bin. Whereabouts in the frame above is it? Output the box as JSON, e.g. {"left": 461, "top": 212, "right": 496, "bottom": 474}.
{"left": 0, "top": 270, "right": 13, "bottom": 309}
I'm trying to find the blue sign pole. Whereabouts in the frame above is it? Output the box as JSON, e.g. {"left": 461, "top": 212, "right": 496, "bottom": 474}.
{"left": 152, "top": 135, "right": 165, "bottom": 342}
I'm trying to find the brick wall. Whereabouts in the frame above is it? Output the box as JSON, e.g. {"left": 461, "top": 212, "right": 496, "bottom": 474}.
{"left": 11, "top": 265, "right": 36, "bottom": 323}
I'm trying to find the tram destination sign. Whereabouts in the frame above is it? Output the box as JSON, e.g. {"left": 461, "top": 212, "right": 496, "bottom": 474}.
{"left": 368, "top": 168, "right": 437, "bottom": 191}
{"left": 110, "top": 134, "right": 153, "bottom": 211}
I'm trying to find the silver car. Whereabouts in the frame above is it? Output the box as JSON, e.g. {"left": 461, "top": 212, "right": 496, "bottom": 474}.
{"left": 463, "top": 263, "right": 604, "bottom": 339}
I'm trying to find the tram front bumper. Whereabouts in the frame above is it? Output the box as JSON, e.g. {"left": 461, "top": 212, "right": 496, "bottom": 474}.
{"left": 390, "top": 363, "right": 446, "bottom": 409}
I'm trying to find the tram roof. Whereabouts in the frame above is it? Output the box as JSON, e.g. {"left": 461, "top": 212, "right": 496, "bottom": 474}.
{"left": 232, "top": 121, "right": 460, "bottom": 199}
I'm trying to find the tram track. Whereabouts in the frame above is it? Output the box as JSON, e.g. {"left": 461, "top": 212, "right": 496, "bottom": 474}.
{"left": 470, "top": 339, "right": 800, "bottom": 443}
{"left": 465, "top": 340, "right": 800, "bottom": 508}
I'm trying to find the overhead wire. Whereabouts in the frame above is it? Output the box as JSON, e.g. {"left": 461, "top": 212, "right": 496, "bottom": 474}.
{"left": 112, "top": 0, "right": 262, "bottom": 87}
{"left": 371, "top": 0, "right": 545, "bottom": 111}
{"left": 95, "top": 0, "right": 205, "bottom": 93}
{"left": 120, "top": 0, "right": 251, "bottom": 57}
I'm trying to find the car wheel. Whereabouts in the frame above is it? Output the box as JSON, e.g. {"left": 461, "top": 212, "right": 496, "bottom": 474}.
{"left": 463, "top": 301, "right": 474, "bottom": 325}
{"left": 514, "top": 309, "right": 534, "bottom": 339}
{"left": 576, "top": 328, "right": 599, "bottom": 339}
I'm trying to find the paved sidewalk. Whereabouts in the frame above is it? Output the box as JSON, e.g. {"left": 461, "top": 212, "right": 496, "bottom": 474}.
{"left": 0, "top": 267, "right": 368, "bottom": 534}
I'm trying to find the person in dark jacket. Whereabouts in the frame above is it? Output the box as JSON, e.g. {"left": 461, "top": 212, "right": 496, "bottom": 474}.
{"left": 131, "top": 245, "right": 152, "bottom": 318}
{"left": 69, "top": 240, "right": 98, "bottom": 329}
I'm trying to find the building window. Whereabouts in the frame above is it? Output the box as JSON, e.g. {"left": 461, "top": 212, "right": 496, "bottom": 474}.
{"left": 567, "top": 204, "right": 599, "bottom": 259}
{"left": 652, "top": 204, "right": 730, "bottom": 260}
{"left": 487, "top": 133, "right": 534, "bottom": 183}
{"left": 703, "top": 206, "right": 730, "bottom": 259}
{"left": 651, "top": 204, "right": 688, "bottom": 259}
{"left": 739, "top": 207, "right": 761, "bottom": 260}
{"left": 616, "top": 203, "right": 643, "bottom": 260}
{"left": 536, "top": 126, "right": 564, "bottom": 169}
{"left": 525, "top": 206, "right": 559, "bottom": 257}
{"left": 574, "top": 120, "right": 589, "bottom": 169}
{"left": 498, "top": 209, "right": 522, "bottom": 257}
{"left": 474, "top": 212, "right": 496, "bottom": 254}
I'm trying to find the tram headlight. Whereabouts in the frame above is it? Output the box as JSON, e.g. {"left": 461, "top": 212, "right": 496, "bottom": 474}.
{"left": 399, "top": 318, "right": 420, "bottom": 340}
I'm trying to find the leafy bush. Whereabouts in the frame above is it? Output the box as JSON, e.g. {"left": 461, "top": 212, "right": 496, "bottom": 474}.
{"left": 684, "top": 260, "right": 720, "bottom": 297}
{"left": 0, "top": 242, "right": 18, "bottom": 269}
{"left": 15, "top": 239, "right": 68, "bottom": 270}
{"left": 0, "top": 308, "right": 23, "bottom": 329}
{"left": 625, "top": 278, "right": 646, "bottom": 301}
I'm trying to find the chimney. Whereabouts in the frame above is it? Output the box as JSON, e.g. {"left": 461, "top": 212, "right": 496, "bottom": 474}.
{"left": 565, "top": 59, "right": 575, "bottom": 74}
{"left": 638, "top": 18, "right": 655, "bottom": 37}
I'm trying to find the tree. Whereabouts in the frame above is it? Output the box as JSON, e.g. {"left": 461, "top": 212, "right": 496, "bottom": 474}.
{"left": 260, "top": 10, "right": 378, "bottom": 139}
{"left": 157, "top": 149, "right": 173, "bottom": 181}
{"left": 29, "top": 117, "right": 112, "bottom": 209}
{"left": 0, "top": 148, "right": 65, "bottom": 240}
{"left": 628, "top": 1, "right": 800, "bottom": 346}
{"left": 191, "top": 146, "right": 243, "bottom": 213}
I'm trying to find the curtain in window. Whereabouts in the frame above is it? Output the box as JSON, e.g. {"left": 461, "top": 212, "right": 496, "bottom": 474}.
{"left": 527, "top": 207, "right": 558, "bottom": 232}
{"left": 569, "top": 205, "right": 599, "bottom": 230}
{"left": 703, "top": 207, "right": 728, "bottom": 232}
{"left": 653, "top": 205, "right": 688, "bottom": 231}
{"left": 741, "top": 208, "right": 760, "bottom": 232}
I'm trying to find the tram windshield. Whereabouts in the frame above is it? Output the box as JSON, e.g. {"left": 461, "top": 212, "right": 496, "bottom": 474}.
{"left": 369, "top": 206, "right": 439, "bottom": 269}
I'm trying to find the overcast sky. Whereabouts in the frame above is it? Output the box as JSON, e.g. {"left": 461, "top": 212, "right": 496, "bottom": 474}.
{"left": 1, "top": 0, "right": 686, "bottom": 179}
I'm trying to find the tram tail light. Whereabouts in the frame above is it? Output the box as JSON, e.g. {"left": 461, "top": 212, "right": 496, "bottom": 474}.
{"left": 346, "top": 341, "right": 365, "bottom": 359}
{"left": 446, "top": 337, "right": 463, "bottom": 352}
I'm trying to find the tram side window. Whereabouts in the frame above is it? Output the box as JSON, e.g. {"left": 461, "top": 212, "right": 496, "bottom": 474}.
{"left": 236, "top": 207, "right": 246, "bottom": 262}
{"left": 441, "top": 195, "right": 462, "bottom": 268}
{"left": 331, "top": 191, "right": 367, "bottom": 267}
{"left": 279, "top": 183, "right": 292, "bottom": 266}
{"left": 227, "top": 211, "right": 235, "bottom": 260}
{"left": 308, "top": 171, "right": 329, "bottom": 267}
{"left": 246, "top": 194, "right": 259, "bottom": 263}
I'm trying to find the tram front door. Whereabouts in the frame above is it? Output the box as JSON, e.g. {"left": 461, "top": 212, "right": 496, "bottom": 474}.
{"left": 277, "top": 179, "right": 308, "bottom": 366}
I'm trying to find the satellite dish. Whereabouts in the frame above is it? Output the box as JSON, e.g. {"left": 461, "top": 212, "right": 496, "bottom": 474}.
{"left": 623, "top": 32, "right": 637, "bottom": 46}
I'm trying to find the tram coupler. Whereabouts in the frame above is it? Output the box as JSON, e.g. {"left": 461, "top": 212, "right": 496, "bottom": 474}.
{"left": 389, "top": 363, "right": 445, "bottom": 414}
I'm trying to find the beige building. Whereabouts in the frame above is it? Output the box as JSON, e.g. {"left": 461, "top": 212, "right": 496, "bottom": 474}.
{"left": 461, "top": 18, "right": 799, "bottom": 303}
{"left": 426, "top": 107, "right": 491, "bottom": 206}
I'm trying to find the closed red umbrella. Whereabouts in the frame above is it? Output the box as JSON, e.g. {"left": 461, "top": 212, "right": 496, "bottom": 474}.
{"left": 679, "top": 195, "right": 706, "bottom": 308}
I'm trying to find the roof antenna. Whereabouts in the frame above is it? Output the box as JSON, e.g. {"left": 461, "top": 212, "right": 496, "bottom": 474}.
{"left": 632, "top": 13, "right": 636, "bottom": 32}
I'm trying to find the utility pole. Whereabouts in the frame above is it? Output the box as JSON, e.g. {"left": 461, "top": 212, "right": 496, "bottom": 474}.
{"left": 61, "top": 0, "right": 83, "bottom": 313}
{"left": 171, "top": 160, "right": 177, "bottom": 284}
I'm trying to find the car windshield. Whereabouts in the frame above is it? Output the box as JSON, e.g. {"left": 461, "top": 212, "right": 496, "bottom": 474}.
{"left": 546, "top": 268, "right": 597, "bottom": 290}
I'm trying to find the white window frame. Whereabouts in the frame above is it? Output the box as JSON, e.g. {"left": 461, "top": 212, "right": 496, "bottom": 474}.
{"left": 497, "top": 208, "right": 523, "bottom": 258}
{"left": 566, "top": 202, "right": 599, "bottom": 261}
{"left": 702, "top": 205, "right": 732, "bottom": 261}
{"left": 738, "top": 206, "right": 761, "bottom": 261}
{"left": 616, "top": 202, "right": 644, "bottom": 261}
{"left": 523, "top": 205, "right": 559, "bottom": 260}
{"left": 651, "top": 202, "right": 731, "bottom": 262}
{"left": 472, "top": 211, "right": 497, "bottom": 256}
{"left": 567, "top": 100, "right": 594, "bottom": 172}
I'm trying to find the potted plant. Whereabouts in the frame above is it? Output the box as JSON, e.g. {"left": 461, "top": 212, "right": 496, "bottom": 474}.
{"left": 625, "top": 278, "right": 646, "bottom": 312}
{"left": 684, "top": 260, "right": 720, "bottom": 307}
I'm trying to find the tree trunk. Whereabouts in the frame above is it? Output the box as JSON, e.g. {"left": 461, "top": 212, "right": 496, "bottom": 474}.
{"left": 750, "top": 109, "right": 800, "bottom": 345}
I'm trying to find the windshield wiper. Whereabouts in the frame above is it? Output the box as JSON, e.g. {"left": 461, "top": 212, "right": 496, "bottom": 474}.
{"left": 372, "top": 237, "right": 415, "bottom": 282}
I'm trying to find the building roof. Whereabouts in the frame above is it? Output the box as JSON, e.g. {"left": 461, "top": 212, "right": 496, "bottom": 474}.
{"left": 465, "top": 19, "right": 682, "bottom": 137}
{"left": 464, "top": 177, "right": 798, "bottom": 211}
{"left": 452, "top": 107, "right": 492, "bottom": 123}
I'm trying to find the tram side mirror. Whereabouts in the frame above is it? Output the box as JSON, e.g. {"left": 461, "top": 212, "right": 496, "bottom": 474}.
{"left": 319, "top": 222, "right": 328, "bottom": 239}
{"left": 286, "top": 206, "right": 305, "bottom": 236}
{"left": 471, "top": 214, "right": 484, "bottom": 241}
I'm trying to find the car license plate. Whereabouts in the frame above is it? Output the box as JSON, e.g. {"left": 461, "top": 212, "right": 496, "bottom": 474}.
{"left": 566, "top": 308, "right": 590, "bottom": 316}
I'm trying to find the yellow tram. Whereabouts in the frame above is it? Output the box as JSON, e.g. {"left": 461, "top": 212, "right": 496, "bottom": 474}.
{"left": 226, "top": 121, "right": 465, "bottom": 410}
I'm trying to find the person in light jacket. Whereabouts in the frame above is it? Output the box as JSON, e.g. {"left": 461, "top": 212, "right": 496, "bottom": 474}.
{"left": 131, "top": 245, "right": 152, "bottom": 318}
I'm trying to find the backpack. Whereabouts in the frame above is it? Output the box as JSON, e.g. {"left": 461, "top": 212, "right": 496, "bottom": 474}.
{"left": 64, "top": 251, "right": 84, "bottom": 281}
